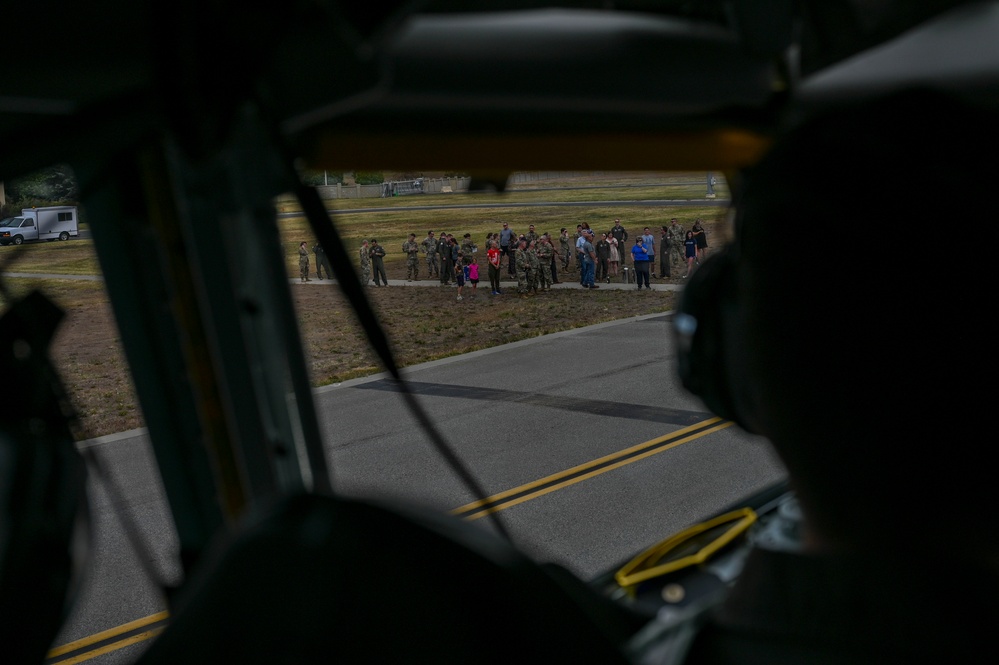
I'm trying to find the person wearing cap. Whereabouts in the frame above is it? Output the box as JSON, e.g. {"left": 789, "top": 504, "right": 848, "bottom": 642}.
{"left": 526, "top": 238, "right": 540, "bottom": 293}
{"left": 403, "top": 233, "right": 420, "bottom": 281}
{"left": 544, "top": 233, "right": 561, "bottom": 285}
{"left": 421, "top": 230, "right": 439, "bottom": 278}
{"left": 514, "top": 238, "right": 531, "bottom": 297}
{"left": 460, "top": 233, "right": 477, "bottom": 266}
{"left": 536, "top": 234, "right": 554, "bottom": 291}
{"left": 559, "top": 228, "right": 572, "bottom": 271}
{"left": 580, "top": 231, "right": 598, "bottom": 289}
{"left": 298, "top": 241, "right": 311, "bottom": 282}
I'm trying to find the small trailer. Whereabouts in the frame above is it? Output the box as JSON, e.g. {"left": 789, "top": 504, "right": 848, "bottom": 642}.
{"left": 0, "top": 206, "right": 79, "bottom": 245}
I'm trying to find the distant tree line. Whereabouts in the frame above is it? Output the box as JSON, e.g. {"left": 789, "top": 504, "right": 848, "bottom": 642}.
{"left": 2, "top": 166, "right": 474, "bottom": 218}
{"left": 1, "top": 164, "right": 79, "bottom": 218}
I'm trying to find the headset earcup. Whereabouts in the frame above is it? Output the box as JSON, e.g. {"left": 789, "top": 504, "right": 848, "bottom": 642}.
{"left": 675, "top": 250, "right": 748, "bottom": 428}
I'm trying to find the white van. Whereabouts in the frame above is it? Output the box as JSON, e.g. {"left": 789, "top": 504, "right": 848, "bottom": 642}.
{"left": 0, "top": 206, "right": 79, "bottom": 245}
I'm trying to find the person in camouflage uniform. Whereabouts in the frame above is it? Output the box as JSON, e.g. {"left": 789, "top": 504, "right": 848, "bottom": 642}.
{"left": 559, "top": 228, "right": 572, "bottom": 271}
{"left": 460, "top": 233, "right": 477, "bottom": 266}
{"left": 526, "top": 239, "right": 540, "bottom": 293}
{"left": 535, "top": 235, "right": 554, "bottom": 291}
{"left": 574, "top": 225, "right": 585, "bottom": 274}
{"left": 358, "top": 239, "right": 371, "bottom": 285}
{"left": 403, "top": 233, "right": 420, "bottom": 281}
{"left": 544, "top": 232, "right": 561, "bottom": 284}
{"left": 449, "top": 236, "right": 460, "bottom": 279}
{"left": 421, "top": 230, "right": 439, "bottom": 277}
{"left": 524, "top": 224, "right": 539, "bottom": 248}
{"left": 514, "top": 238, "right": 531, "bottom": 296}
{"left": 667, "top": 217, "right": 686, "bottom": 273}
{"left": 298, "top": 241, "right": 311, "bottom": 282}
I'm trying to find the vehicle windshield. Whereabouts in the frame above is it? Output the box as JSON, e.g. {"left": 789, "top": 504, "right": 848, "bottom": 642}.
{"left": 3, "top": 1, "right": 993, "bottom": 662}
{"left": 0, "top": 165, "right": 786, "bottom": 661}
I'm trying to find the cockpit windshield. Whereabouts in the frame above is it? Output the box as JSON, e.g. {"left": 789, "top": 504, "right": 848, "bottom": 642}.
{"left": 2, "top": 2, "right": 997, "bottom": 664}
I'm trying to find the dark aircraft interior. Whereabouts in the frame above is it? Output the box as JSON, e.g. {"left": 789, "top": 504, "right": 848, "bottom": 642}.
{"left": 2, "top": 1, "right": 996, "bottom": 662}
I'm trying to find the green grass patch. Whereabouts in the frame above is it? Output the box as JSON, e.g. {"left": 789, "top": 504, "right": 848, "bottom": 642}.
{"left": 0, "top": 240, "right": 101, "bottom": 275}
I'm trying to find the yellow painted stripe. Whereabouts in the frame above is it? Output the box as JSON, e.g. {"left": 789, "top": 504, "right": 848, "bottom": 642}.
{"left": 452, "top": 417, "right": 724, "bottom": 514}
{"left": 47, "top": 611, "right": 168, "bottom": 658}
{"left": 53, "top": 628, "right": 164, "bottom": 665}
{"left": 458, "top": 420, "right": 732, "bottom": 520}
{"left": 47, "top": 418, "right": 729, "bottom": 662}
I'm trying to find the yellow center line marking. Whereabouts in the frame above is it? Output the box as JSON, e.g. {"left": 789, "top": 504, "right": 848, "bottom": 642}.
{"left": 47, "top": 611, "right": 169, "bottom": 658}
{"left": 53, "top": 628, "right": 164, "bottom": 665}
{"left": 453, "top": 417, "right": 731, "bottom": 520}
{"left": 48, "top": 419, "right": 729, "bottom": 660}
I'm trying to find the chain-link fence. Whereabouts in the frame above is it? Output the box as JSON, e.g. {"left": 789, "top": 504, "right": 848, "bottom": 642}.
{"left": 315, "top": 177, "right": 471, "bottom": 200}
{"left": 313, "top": 172, "right": 721, "bottom": 200}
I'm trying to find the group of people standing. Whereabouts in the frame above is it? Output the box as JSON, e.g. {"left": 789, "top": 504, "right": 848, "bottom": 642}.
{"left": 491, "top": 218, "right": 709, "bottom": 294}
{"left": 572, "top": 217, "right": 709, "bottom": 288}
{"left": 663, "top": 218, "right": 708, "bottom": 279}
{"left": 299, "top": 241, "right": 337, "bottom": 282}
{"left": 302, "top": 217, "right": 709, "bottom": 291}
{"left": 355, "top": 238, "right": 388, "bottom": 286}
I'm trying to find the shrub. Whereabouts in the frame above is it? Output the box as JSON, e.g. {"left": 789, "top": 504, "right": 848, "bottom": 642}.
{"left": 354, "top": 171, "right": 385, "bottom": 185}
{"left": 1, "top": 199, "right": 69, "bottom": 218}
{"left": 300, "top": 171, "right": 343, "bottom": 186}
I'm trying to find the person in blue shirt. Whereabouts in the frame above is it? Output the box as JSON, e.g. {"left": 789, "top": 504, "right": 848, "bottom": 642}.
{"left": 631, "top": 237, "right": 651, "bottom": 289}
{"left": 499, "top": 222, "right": 515, "bottom": 275}
{"left": 580, "top": 231, "right": 598, "bottom": 288}
{"left": 641, "top": 227, "right": 656, "bottom": 279}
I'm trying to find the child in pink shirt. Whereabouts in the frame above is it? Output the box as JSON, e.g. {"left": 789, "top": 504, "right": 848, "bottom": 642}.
{"left": 467, "top": 261, "right": 479, "bottom": 297}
